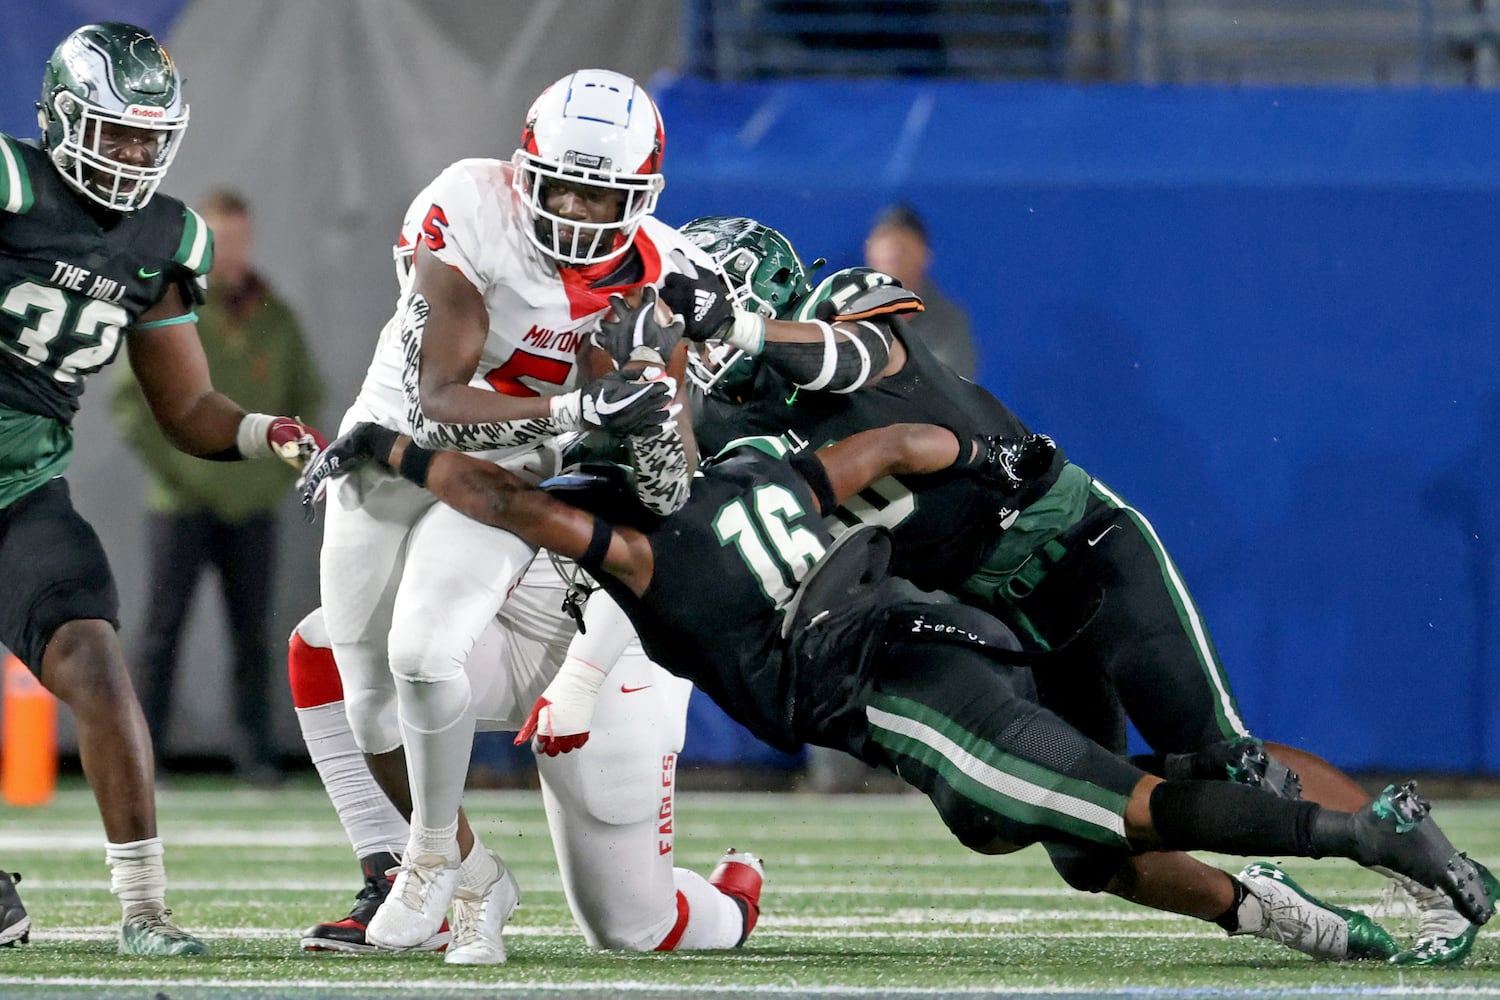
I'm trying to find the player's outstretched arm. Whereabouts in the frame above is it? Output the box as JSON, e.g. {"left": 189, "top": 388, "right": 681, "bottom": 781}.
{"left": 391, "top": 436, "right": 657, "bottom": 597}
{"left": 125, "top": 283, "right": 326, "bottom": 465}
{"left": 807, "top": 424, "right": 962, "bottom": 512}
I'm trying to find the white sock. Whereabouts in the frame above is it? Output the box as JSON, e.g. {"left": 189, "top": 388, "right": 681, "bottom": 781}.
{"left": 668, "top": 868, "right": 744, "bottom": 949}
{"left": 296, "top": 701, "right": 409, "bottom": 860}
{"left": 458, "top": 843, "right": 501, "bottom": 892}
{"left": 395, "top": 672, "right": 475, "bottom": 843}
{"left": 407, "top": 817, "right": 461, "bottom": 866}
{"left": 106, "top": 838, "right": 167, "bottom": 916}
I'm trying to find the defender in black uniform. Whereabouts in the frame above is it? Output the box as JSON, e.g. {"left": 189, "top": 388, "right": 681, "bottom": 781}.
{"left": 0, "top": 23, "right": 326, "bottom": 955}
{"left": 301, "top": 406, "right": 1494, "bottom": 936}
{"left": 661, "top": 217, "right": 1499, "bottom": 965}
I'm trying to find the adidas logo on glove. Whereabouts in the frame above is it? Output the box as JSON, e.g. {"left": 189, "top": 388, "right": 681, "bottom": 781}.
{"left": 693, "top": 288, "right": 718, "bottom": 323}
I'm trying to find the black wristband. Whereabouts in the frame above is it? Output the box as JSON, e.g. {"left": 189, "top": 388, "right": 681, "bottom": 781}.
{"left": 937, "top": 425, "right": 979, "bottom": 470}
{"left": 398, "top": 442, "right": 436, "bottom": 487}
{"left": 577, "top": 516, "right": 613, "bottom": 575}
{"left": 789, "top": 450, "right": 839, "bottom": 514}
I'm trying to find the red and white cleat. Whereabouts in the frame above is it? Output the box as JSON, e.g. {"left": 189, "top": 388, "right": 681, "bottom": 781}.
{"left": 708, "top": 848, "right": 764, "bottom": 946}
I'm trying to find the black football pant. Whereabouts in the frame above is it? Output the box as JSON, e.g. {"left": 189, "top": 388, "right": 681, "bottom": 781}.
{"left": 851, "top": 611, "right": 1146, "bottom": 854}
{"left": 990, "top": 479, "right": 1249, "bottom": 756}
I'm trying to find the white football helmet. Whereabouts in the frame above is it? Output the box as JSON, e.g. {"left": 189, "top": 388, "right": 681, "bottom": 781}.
{"left": 512, "top": 69, "right": 665, "bottom": 266}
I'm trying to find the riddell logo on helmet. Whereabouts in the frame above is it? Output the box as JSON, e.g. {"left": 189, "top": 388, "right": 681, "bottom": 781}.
{"left": 563, "top": 151, "right": 610, "bottom": 171}
{"left": 125, "top": 105, "right": 166, "bottom": 119}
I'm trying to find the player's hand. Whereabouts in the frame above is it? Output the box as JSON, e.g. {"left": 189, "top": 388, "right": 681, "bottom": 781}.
{"left": 950, "top": 432, "right": 1057, "bottom": 494}
{"left": 514, "top": 652, "right": 608, "bottom": 755}
{"left": 660, "top": 262, "right": 734, "bottom": 342}
{"left": 578, "top": 369, "right": 676, "bottom": 436}
{"left": 267, "top": 416, "right": 329, "bottom": 471}
{"left": 300, "top": 422, "right": 399, "bottom": 521}
{"left": 592, "top": 287, "right": 685, "bottom": 369}
{"left": 515, "top": 696, "right": 591, "bottom": 756}
{"left": 808, "top": 267, "right": 923, "bottom": 323}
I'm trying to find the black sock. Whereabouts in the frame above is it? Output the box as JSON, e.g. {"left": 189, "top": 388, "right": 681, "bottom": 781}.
{"left": 1307, "top": 808, "right": 1358, "bottom": 861}
{"left": 359, "top": 851, "right": 400, "bottom": 882}
{"left": 1212, "top": 873, "right": 1251, "bottom": 933}
{"left": 1149, "top": 780, "right": 1322, "bottom": 856}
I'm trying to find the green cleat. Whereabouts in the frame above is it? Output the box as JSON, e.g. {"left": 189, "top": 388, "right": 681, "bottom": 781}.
{"left": 119, "top": 905, "right": 207, "bottom": 956}
{"left": 1236, "top": 862, "right": 1397, "bottom": 961}
{"left": 1390, "top": 861, "right": 1500, "bottom": 967}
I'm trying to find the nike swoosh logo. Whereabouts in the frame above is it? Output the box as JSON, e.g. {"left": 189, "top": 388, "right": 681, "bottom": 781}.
{"left": 620, "top": 684, "right": 652, "bottom": 694}
{"left": 1087, "top": 525, "right": 1120, "bottom": 547}
{"left": 137, "top": 267, "right": 161, "bottom": 279}
{"left": 594, "top": 384, "right": 656, "bottom": 416}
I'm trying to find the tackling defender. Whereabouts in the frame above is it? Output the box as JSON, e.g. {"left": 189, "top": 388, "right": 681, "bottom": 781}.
{"left": 658, "top": 216, "right": 1499, "bottom": 964}
{"left": 0, "top": 23, "right": 325, "bottom": 954}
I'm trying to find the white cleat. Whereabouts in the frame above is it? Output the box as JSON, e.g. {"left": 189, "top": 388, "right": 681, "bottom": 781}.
{"left": 365, "top": 853, "right": 460, "bottom": 951}
{"left": 445, "top": 856, "right": 521, "bottom": 965}
{"left": 1235, "top": 862, "right": 1397, "bottom": 961}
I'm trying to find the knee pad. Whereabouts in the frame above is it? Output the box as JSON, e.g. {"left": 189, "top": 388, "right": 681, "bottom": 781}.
{"left": 386, "top": 622, "right": 469, "bottom": 686}
{"left": 290, "top": 607, "right": 332, "bottom": 649}
{"left": 1045, "top": 841, "right": 1130, "bottom": 893}
{"left": 288, "top": 617, "right": 344, "bottom": 710}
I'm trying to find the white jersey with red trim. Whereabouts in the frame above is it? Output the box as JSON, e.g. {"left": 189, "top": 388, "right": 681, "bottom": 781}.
{"left": 354, "top": 157, "right": 711, "bottom": 447}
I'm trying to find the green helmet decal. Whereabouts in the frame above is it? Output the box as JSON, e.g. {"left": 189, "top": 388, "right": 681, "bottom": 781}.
{"left": 679, "top": 216, "right": 816, "bottom": 320}
{"left": 37, "top": 22, "right": 189, "bottom": 212}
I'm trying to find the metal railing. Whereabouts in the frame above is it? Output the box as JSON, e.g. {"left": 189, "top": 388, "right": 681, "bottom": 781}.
{"left": 684, "top": 0, "right": 1500, "bottom": 87}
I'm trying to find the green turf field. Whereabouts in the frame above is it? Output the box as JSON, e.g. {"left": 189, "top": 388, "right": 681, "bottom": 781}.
{"left": 0, "top": 776, "right": 1496, "bottom": 999}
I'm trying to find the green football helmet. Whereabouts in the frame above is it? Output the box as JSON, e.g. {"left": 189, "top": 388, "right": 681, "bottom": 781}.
{"left": 37, "top": 22, "right": 189, "bottom": 212}
{"left": 679, "top": 216, "right": 823, "bottom": 393}
{"left": 679, "top": 216, "right": 815, "bottom": 320}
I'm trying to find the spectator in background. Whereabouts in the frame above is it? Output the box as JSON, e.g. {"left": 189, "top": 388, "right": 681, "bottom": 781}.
{"left": 113, "top": 189, "right": 324, "bottom": 787}
{"left": 864, "top": 203, "right": 978, "bottom": 379}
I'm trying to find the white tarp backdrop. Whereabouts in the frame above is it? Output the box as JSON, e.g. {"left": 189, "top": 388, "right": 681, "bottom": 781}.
{"left": 65, "top": 0, "right": 681, "bottom": 758}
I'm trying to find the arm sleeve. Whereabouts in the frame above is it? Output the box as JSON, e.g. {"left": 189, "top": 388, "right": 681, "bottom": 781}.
{"left": 758, "top": 319, "right": 893, "bottom": 393}
{"left": 397, "top": 292, "right": 570, "bottom": 451}
{"left": 627, "top": 420, "right": 691, "bottom": 515}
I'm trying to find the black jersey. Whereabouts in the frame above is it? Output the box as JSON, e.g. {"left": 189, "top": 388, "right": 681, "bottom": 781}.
{"left": 595, "top": 441, "right": 903, "bottom": 752}
{"left": 696, "top": 318, "right": 1065, "bottom": 591}
{"left": 0, "top": 134, "right": 213, "bottom": 423}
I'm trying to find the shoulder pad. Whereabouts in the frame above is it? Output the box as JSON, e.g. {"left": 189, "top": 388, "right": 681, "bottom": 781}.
{"left": 0, "top": 134, "right": 37, "bottom": 215}
{"left": 793, "top": 267, "right": 924, "bottom": 323}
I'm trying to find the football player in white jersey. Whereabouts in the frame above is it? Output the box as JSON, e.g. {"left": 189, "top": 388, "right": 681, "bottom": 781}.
{"left": 314, "top": 69, "right": 755, "bottom": 962}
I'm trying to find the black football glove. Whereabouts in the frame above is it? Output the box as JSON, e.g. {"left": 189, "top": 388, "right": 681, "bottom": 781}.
{"left": 578, "top": 369, "right": 676, "bottom": 437}
{"left": 591, "top": 287, "right": 685, "bottom": 368}
{"left": 300, "top": 422, "right": 399, "bottom": 521}
{"left": 949, "top": 431, "right": 1057, "bottom": 495}
{"left": 659, "top": 265, "right": 735, "bottom": 342}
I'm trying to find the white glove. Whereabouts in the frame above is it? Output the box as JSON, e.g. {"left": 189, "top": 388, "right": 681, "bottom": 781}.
{"left": 514, "top": 652, "right": 608, "bottom": 756}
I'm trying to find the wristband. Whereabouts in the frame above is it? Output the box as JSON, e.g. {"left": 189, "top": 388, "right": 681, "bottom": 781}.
{"left": 789, "top": 450, "right": 839, "bottom": 514}
{"left": 723, "top": 310, "right": 766, "bottom": 355}
{"left": 577, "top": 517, "right": 613, "bottom": 575}
{"left": 398, "top": 443, "right": 436, "bottom": 487}
{"left": 234, "top": 412, "right": 276, "bottom": 460}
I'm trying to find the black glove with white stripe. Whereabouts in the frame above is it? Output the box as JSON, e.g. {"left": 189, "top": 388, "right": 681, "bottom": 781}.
{"left": 660, "top": 268, "right": 735, "bottom": 342}
{"left": 578, "top": 369, "right": 676, "bottom": 437}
